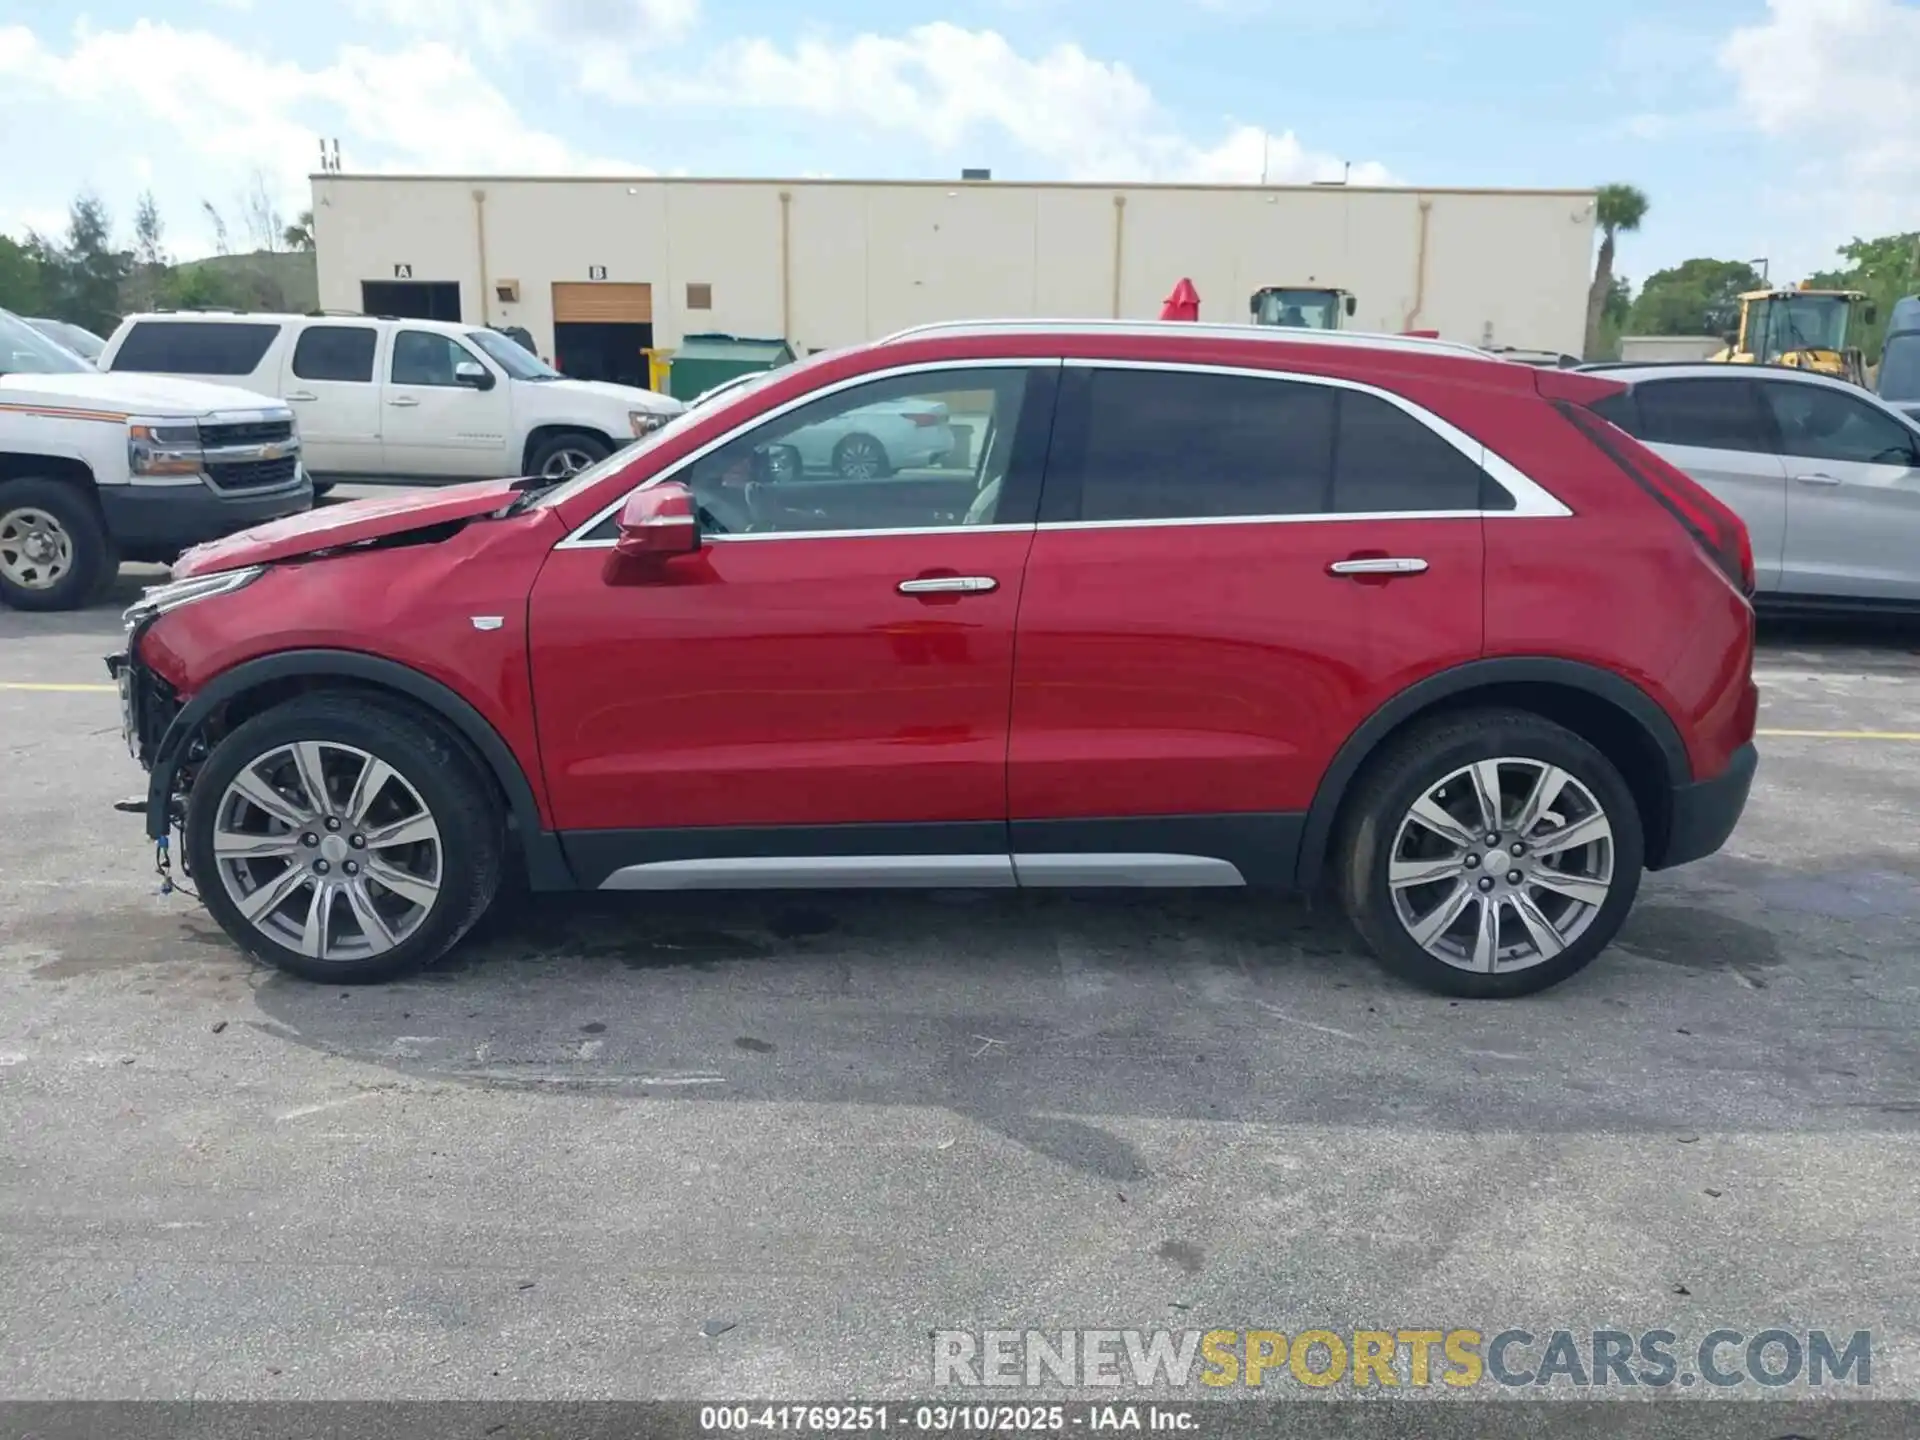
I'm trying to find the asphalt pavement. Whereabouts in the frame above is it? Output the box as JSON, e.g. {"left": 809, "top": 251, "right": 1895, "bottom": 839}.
{"left": 3, "top": 577, "right": 1919, "bottom": 1403}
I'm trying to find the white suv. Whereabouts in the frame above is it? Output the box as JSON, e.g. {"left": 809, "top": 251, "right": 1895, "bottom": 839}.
{"left": 99, "top": 312, "right": 685, "bottom": 492}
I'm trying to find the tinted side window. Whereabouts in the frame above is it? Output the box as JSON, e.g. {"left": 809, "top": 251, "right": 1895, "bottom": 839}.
{"left": 1077, "top": 369, "right": 1335, "bottom": 521}
{"left": 1761, "top": 382, "right": 1920, "bottom": 467}
{"left": 1333, "top": 389, "right": 1494, "bottom": 513}
{"left": 109, "top": 321, "right": 279, "bottom": 376}
{"left": 391, "top": 331, "right": 476, "bottom": 386}
{"left": 1631, "top": 379, "right": 1773, "bottom": 453}
{"left": 291, "top": 325, "right": 376, "bottom": 383}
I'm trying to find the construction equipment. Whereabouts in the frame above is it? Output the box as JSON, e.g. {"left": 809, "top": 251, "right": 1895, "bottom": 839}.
{"left": 1712, "top": 284, "right": 1876, "bottom": 386}
{"left": 1250, "top": 285, "right": 1357, "bottom": 331}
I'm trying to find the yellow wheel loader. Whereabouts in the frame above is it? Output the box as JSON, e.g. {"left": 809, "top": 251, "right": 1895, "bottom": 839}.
{"left": 1713, "top": 285, "right": 1876, "bottom": 387}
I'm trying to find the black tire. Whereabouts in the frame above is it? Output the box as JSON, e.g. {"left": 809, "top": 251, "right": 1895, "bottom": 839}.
{"left": 0, "top": 477, "right": 117, "bottom": 612}
{"left": 309, "top": 479, "right": 336, "bottom": 500}
{"left": 832, "top": 433, "right": 892, "bottom": 479}
{"left": 184, "top": 692, "right": 503, "bottom": 984}
{"left": 1335, "top": 708, "right": 1645, "bottom": 999}
{"left": 527, "top": 431, "right": 611, "bottom": 481}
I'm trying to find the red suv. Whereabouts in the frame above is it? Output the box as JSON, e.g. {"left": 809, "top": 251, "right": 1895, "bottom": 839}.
{"left": 109, "top": 320, "right": 1758, "bottom": 997}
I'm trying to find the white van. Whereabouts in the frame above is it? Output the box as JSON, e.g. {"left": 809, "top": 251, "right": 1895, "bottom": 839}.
{"left": 99, "top": 312, "right": 685, "bottom": 492}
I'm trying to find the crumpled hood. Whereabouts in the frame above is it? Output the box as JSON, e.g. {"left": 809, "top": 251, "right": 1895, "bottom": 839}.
{"left": 0, "top": 370, "right": 287, "bottom": 416}
{"left": 555, "top": 377, "right": 685, "bottom": 415}
{"left": 173, "top": 479, "right": 523, "bottom": 578}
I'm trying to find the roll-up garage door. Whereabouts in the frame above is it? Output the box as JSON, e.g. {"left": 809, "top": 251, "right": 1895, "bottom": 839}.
{"left": 551, "top": 282, "right": 653, "bottom": 324}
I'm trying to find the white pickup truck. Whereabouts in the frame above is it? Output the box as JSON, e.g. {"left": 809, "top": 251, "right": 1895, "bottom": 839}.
{"left": 1, "top": 307, "right": 310, "bottom": 611}
{"left": 99, "top": 311, "right": 686, "bottom": 493}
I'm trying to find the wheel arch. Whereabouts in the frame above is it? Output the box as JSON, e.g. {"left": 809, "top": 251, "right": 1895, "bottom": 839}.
{"left": 1295, "top": 657, "right": 1691, "bottom": 891}
{"left": 521, "top": 424, "right": 615, "bottom": 475}
{"left": 146, "top": 648, "right": 574, "bottom": 889}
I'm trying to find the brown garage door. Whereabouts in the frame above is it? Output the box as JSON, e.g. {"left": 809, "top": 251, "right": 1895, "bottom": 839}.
{"left": 551, "top": 282, "right": 653, "bottom": 324}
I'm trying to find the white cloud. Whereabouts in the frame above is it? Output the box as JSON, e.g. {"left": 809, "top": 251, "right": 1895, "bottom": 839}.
{"left": 1719, "top": 0, "right": 1920, "bottom": 257}
{"left": 353, "top": 0, "right": 699, "bottom": 56}
{"left": 604, "top": 22, "right": 1392, "bottom": 186}
{"left": 0, "top": 20, "right": 634, "bottom": 256}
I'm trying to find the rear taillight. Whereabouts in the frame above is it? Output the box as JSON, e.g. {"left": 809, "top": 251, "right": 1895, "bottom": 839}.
{"left": 906, "top": 411, "right": 945, "bottom": 427}
{"left": 1556, "top": 401, "right": 1756, "bottom": 597}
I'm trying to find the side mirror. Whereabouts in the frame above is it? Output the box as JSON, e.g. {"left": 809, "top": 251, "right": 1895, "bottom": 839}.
{"left": 755, "top": 443, "right": 801, "bottom": 484}
{"left": 1344, "top": 295, "right": 1357, "bottom": 317}
{"left": 454, "top": 360, "right": 493, "bottom": 390}
{"left": 603, "top": 480, "right": 699, "bottom": 584}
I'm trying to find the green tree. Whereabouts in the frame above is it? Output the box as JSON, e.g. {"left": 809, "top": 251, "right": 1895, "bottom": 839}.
{"left": 1807, "top": 231, "right": 1920, "bottom": 363}
{"left": 34, "top": 194, "right": 132, "bottom": 335}
{"left": 284, "top": 209, "right": 315, "bottom": 252}
{"left": 124, "top": 190, "right": 171, "bottom": 313}
{"left": 1628, "top": 258, "right": 1764, "bottom": 339}
{"left": 0, "top": 234, "right": 44, "bottom": 314}
{"left": 1585, "top": 183, "right": 1649, "bottom": 360}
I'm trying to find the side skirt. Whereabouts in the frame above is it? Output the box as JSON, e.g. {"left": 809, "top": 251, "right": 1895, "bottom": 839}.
{"left": 564, "top": 814, "right": 1304, "bottom": 893}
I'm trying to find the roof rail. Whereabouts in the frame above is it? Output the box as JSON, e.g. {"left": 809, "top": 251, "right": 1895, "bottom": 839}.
{"left": 876, "top": 317, "right": 1496, "bottom": 362}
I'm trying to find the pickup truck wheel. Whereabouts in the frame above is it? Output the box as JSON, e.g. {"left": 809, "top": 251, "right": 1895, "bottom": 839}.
{"left": 0, "top": 478, "right": 115, "bottom": 612}
{"left": 529, "top": 432, "right": 611, "bottom": 481}
{"left": 184, "top": 693, "right": 503, "bottom": 984}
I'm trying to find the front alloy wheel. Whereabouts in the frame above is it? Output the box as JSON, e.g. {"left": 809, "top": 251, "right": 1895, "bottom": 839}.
{"left": 539, "top": 447, "right": 599, "bottom": 480}
{"left": 833, "top": 434, "right": 890, "bottom": 479}
{"left": 185, "top": 694, "right": 503, "bottom": 983}
{"left": 1388, "top": 758, "right": 1614, "bottom": 973}
{"left": 211, "top": 741, "right": 443, "bottom": 962}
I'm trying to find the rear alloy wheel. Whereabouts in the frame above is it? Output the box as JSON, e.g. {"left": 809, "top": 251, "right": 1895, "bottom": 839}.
{"left": 832, "top": 433, "right": 891, "bottom": 480}
{"left": 1338, "top": 710, "right": 1644, "bottom": 998}
{"left": 185, "top": 695, "right": 502, "bottom": 983}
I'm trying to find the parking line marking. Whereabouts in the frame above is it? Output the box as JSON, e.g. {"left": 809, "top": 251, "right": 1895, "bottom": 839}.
{"left": 1758, "top": 728, "right": 1920, "bottom": 741}
{"left": 0, "top": 682, "right": 116, "bottom": 693}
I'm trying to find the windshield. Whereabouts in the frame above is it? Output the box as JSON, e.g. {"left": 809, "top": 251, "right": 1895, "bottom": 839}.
{"left": 1746, "top": 296, "right": 1850, "bottom": 359}
{"left": 0, "top": 308, "right": 96, "bottom": 375}
{"left": 1881, "top": 331, "right": 1920, "bottom": 403}
{"left": 29, "top": 318, "right": 105, "bottom": 362}
{"left": 1253, "top": 289, "right": 1342, "bottom": 329}
{"left": 467, "top": 328, "right": 563, "bottom": 380}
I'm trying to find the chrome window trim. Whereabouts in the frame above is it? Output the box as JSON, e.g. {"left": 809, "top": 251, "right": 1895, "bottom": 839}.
{"left": 556, "top": 353, "right": 1570, "bottom": 550}
{"left": 557, "top": 356, "right": 1062, "bottom": 548}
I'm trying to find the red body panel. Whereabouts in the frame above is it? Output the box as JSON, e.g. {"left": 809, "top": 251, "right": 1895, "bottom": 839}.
{"left": 527, "top": 533, "right": 1034, "bottom": 831}
{"left": 143, "top": 512, "right": 563, "bottom": 823}
{"left": 1466, "top": 391, "right": 1757, "bottom": 779}
{"left": 1008, "top": 518, "right": 1484, "bottom": 818}
{"left": 171, "top": 478, "right": 523, "bottom": 577}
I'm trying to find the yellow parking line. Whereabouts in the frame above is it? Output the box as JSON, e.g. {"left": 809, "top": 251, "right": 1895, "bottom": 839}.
{"left": 1758, "top": 727, "right": 1920, "bottom": 741}
{"left": 0, "top": 681, "right": 116, "bottom": 693}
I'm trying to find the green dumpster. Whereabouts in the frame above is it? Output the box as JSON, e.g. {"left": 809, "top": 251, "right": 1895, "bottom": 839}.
{"left": 665, "top": 334, "right": 797, "bottom": 402}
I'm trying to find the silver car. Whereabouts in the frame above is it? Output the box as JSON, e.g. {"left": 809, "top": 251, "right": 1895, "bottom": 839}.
{"left": 1578, "top": 362, "right": 1920, "bottom": 614}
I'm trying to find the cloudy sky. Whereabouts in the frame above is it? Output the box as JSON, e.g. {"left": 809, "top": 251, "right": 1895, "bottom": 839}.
{"left": 1, "top": 0, "right": 1914, "bottom": 287}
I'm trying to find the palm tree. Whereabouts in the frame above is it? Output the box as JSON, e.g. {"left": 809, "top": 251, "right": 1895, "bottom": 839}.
{"left": 283, "top": 210, "right": 315, "bottom": 252}
{"left": 1585, "top": 183, "right": 1648, "bottom": 359}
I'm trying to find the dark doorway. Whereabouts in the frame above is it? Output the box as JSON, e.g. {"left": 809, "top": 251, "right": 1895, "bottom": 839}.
{"left": 554, "top": 321, "right": 654, "bottom": 388}
{"left": 360, "top": 280, "right": 462, "bottom": 321}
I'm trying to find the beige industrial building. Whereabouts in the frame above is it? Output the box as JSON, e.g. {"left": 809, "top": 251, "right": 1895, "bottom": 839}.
{"left": 311, "top": 174, "right": 1599, "bottom": 385}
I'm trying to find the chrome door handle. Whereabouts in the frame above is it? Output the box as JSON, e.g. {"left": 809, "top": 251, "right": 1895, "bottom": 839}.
{"left": 387, "top": 396, "right": 420, "bottom": 408}
{"left": 1328, "top": 557, "right": 1429, "bottom": 576}
{"left": 286, "top": 391, "right": 319, "bottom": 402}
{"left": 898, "top": 575, "right": 998, "bottom": 595}
{"left": 1794, "top": 472, "right": 1842, "bottom": 486}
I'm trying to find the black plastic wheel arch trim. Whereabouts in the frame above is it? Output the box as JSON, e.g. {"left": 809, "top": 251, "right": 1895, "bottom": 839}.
{"left": 1292, "top": 655, "right": 1693, "bottom": 893}
{"left": 141, "top": 647, "right": 575, "bottom": 890}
